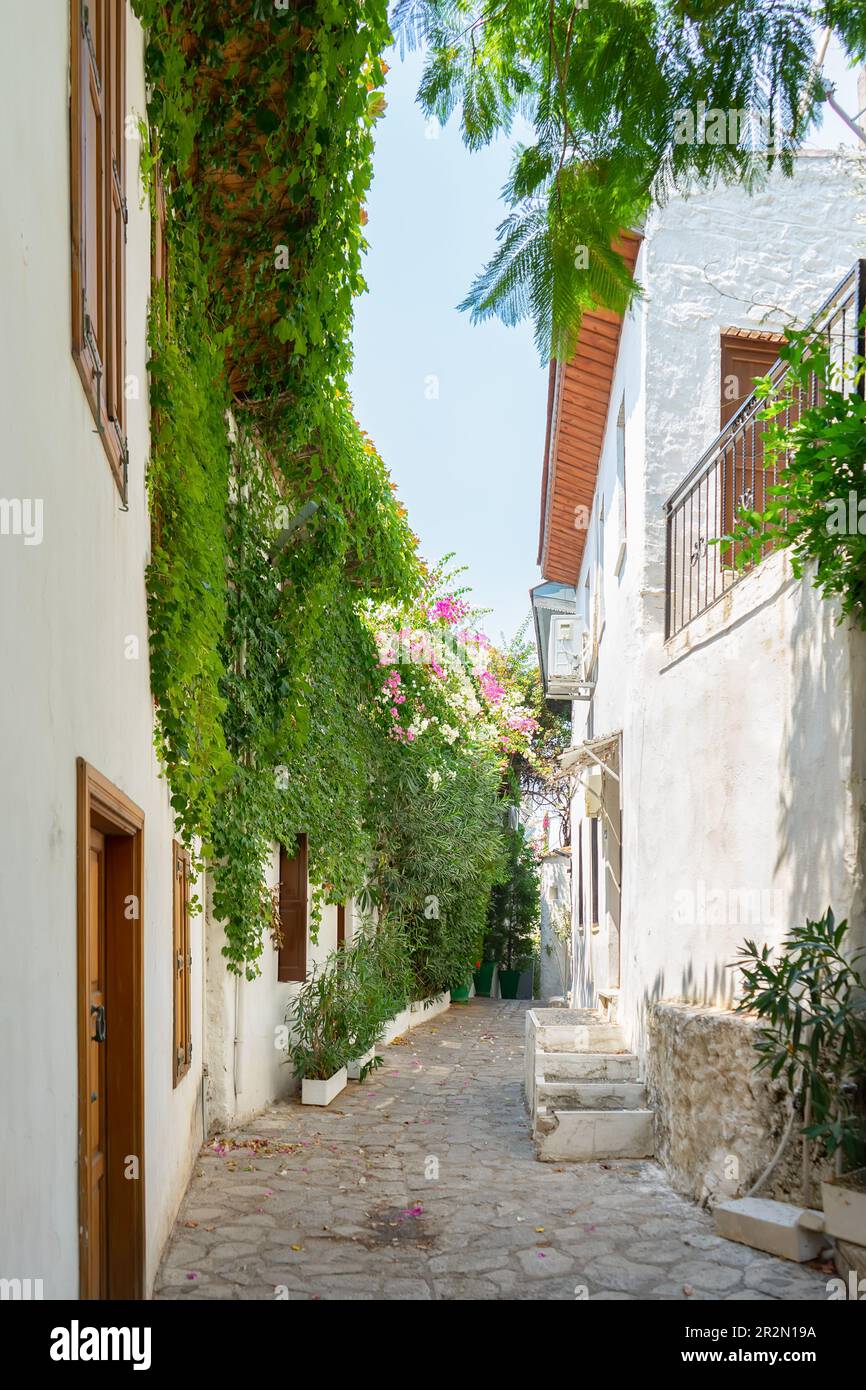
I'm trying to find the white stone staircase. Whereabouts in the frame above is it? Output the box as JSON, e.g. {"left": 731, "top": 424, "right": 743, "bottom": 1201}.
{"left": 525, "top": 1008, "right": 655, "bottom": 1162}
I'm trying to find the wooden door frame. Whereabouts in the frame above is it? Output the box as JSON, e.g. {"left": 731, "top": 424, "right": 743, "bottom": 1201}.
{"left": 76, "top": 759, "right": 145, "bottom": 1300}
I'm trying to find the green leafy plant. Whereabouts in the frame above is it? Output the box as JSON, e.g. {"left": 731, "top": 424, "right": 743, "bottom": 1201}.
{"left": 134, "top": 2, "right": 423, "bottom": 975}
{"left": 133, "top": 6, "right": 543, "bottom": 1002}
{"left": 486, "top": 823, "right": 541, "bottom": 971}
{"left": 720, "top": 331, "right": 866, "bottom": 626}
{"left": 286, "top": 918, "right": 414, "bottom": 1079}
{"left": 347, "top": 919, "right": 414, "bottom": 1057}
{"left": 734, "top": 908, "right": 866, "bottom": 1166}
{"left": 394, "top": 0, "right": 866, "bottom": 357}
{"left": 286, "top": 951, "right": 358, "bottom": 1082}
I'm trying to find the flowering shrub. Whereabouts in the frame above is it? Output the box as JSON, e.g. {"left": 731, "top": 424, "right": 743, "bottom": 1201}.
{"left": 363, "top": 567, "right": 539, "bottom": 995}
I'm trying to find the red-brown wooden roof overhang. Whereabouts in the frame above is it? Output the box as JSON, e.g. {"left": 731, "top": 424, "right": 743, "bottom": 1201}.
{"left": 537, "top": 232, "right": 643, "bottom": 585}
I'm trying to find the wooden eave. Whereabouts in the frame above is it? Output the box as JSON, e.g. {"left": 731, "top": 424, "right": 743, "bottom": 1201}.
{"left": 537, "top": 232, "right": 643, "bottom": 586}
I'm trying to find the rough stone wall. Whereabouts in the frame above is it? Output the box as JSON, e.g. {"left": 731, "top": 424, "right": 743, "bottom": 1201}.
{"left": 647, "top": 1001, "right": 831, "bottom": 1208}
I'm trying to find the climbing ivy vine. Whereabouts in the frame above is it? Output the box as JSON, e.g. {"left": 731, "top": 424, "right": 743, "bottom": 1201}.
{"left": 133, "top": 2, "right": 539, "bottom": 994}
{"left": 135, "top": 1, "right": 421, "bottom": 975}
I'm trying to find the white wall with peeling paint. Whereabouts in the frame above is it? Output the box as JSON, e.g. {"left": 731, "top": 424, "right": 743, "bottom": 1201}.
{"left": 567, "top": 155, "right": 866, "bottom": 1092}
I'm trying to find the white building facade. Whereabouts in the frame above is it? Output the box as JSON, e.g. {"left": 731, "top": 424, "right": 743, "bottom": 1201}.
{"left": 0, "top": 1, "right": 354, "bottom": 1299}
{"left": 533, "top": 154, "right": 866, "bottom": 1200}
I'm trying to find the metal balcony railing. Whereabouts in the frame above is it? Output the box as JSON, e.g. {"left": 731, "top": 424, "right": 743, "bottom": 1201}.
{"left": 663, "top": 261, "right": 866, "bottom": 640}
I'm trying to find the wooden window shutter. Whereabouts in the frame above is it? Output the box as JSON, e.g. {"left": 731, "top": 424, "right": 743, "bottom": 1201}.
{"left": 336, "top": 903, "right": 346, "bottom": 949}
{"left": 71, "top": 0, "right": 107, "bottom": 420}
{"left": 278, "top": 836, "right": 308, "bottom": 983}
{"left": 719, "top": 331, "right": 785, "bottom": 556}
{"left": 172, "top": 842, "right": 192, "bottom": 1086}
{"left": 577, "top": 829, "right": 584, "bottom": 930}
{"left": 70, "top": 0, "right": 127, "bottom": 497}
{"left": 720, "top": 332, "right": 783, "bottom": 430}
{"left": 104, "top": 0, "right": 127, "bottom": 457}
{"left": 590, "top": 818, "right": 599, "bottom": 929}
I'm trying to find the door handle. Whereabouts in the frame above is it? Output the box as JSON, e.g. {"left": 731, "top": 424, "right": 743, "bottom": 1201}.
{"left": 91, "top": 1003, "right": 106, "bottom": 1043}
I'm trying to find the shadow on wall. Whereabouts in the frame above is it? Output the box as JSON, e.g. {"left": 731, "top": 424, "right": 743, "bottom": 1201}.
{"left": 778, "top": 579, "right": 866, "bottom": 957}
{"left": 571, "top": 925, "right": 595, "bottom": 1009}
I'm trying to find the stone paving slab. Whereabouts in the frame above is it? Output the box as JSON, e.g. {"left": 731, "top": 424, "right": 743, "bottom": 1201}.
{"left": 154, "top": 999, "right": 832, "bottom": 1302}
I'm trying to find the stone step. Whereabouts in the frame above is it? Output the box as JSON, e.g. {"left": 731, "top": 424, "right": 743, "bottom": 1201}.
{"left": 534, "top": 1107, "right": 655, "bottom": 1162}
{"left": 535, "top": 1050, "right": 640, "bottom": 1082}
{"left": 714, "top": 1198, "right": 826, "bottom": 1263}
{"left": 538, "top": 1022, "right": 629, "bottom": 1054}
{"left": 536, "top": 1080, "right": 647, "bottom": 1112}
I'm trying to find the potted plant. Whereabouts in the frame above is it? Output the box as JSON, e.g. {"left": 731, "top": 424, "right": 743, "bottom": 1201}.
{"left": 487, "top": 824, "right": 540, "bottom": 999}
{"left": 346, "top": 919, "right": 413, "bottom": 1078}
{"left": 473, "top": 956, "right": 496, "bottom": 997}
{"left": 286, "top": 954, "right": 354, "bottom": 1105}
{"left": 735, "top": 908, "right": 866, "bottom": 1225}
{"left": 450, "top": 973, "right": 473, "bottom": 1003}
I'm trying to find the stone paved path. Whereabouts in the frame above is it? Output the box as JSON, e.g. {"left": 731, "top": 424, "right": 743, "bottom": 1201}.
{"left": 155, "top": 999, "right": 830, "bottom": 1301}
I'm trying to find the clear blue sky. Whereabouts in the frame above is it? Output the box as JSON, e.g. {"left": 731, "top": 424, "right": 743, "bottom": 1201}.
{"left": 349, "top": 50, "right": 545, "bottom": 646}
{"left": 350, "top": 40, "right": 862, "bottom": 645}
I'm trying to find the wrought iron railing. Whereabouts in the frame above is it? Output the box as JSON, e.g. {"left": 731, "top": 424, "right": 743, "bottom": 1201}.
{"left": 664, "top": 261, "right": 866, "bottom": 640}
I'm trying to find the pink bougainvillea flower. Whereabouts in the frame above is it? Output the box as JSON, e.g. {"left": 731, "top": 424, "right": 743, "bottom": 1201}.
{"left": 428, "top": 596, "right": 470, "bottom": 625}
{"left": 479, "top": 671, "right": 505, "bottom": 705}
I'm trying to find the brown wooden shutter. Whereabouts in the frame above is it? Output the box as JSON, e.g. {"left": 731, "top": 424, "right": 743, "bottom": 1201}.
{"left": 105, "top": 0, "right": 126, "bottom": 457}
{"left": 719, "top": 331, "right": 784, "bottom": 551}
{"left": 336, "top": 903, "right": 346, "bottom": 949}
{"left": 172, "top": 842, "right": 192, "bottom": 1086}
{"left": 278, "top": 836, "right": 308, "bottom": 982}
{"left": 70, "top": 0, "right": 127, "bottom": 496}
{"left": 720, "top": 332, "right": 783, "bottom": 429}
{"left": 71, "top": 0, "right": 107, "bottom": 420}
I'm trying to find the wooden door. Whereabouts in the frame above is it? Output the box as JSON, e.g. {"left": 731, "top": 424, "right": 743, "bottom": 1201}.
{"left": 719, "top": 332, "right": 784, "bottom": 552}
{"left": 78, "top": 760, "right": 145, "bottom": 1300}
{"left": 83, "top": 828, "right": 108, "bottom": 1298}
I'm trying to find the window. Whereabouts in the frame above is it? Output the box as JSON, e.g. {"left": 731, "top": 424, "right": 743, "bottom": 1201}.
{"left": 70, "top": 0, "right": 128, "bottom": 497}
{"left": 615, "top": 397, "right": 626, "bottom": 573}
{"left": 590, "top": 818, "right": 600, "bottom": 929}
{"left": 336, "top": 903, "right": 346, "bottom": 948}
{"left": 172, "top": 842, "right": 192, "bottom": 1086}
{"left": 278, "top": 835, "right": 308, "bottom": 982}
{"left": 596, "top": 497, "right": 605, "bottom": 635}
{"left": 577, "top": 829, "right": 585, "bottom": 932}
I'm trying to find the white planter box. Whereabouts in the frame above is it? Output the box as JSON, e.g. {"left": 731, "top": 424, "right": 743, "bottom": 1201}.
{"left": 822, "top": 1168, "right": 866, "bottom": 1246}
{"left": 408, "top": 992, "right": 450, "bottom": 1028}
{"left": 379, "top": 1007, "right": 412, "bottom": 1045}
{"left": 379, "top": 993, "right": 451, "bottom": 1046}
{"left": 347, "top": 1048, "right": 375, "bottom": 1080}
{"left": 301, "top": 1067, "right": 347, "bottom": 1107}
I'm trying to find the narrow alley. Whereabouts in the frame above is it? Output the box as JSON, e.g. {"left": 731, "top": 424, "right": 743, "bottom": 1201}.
{"left": 156, "top": 1001, "right": 829, "bottom": 1302}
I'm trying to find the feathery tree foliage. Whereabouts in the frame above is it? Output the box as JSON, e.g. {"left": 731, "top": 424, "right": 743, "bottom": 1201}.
{"left": 392, "top": 0, "right": 866, "bottom": 358}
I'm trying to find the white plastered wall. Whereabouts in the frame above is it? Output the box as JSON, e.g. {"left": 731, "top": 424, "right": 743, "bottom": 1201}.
{"left": 204, "top": 853, "right": 351, "bottom": 1132}
{"left": 568, "top": 155, "right": 866, "bottom": 1060}
{"left": 0, "top": 5, "right": 205, "bottom": 1296}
